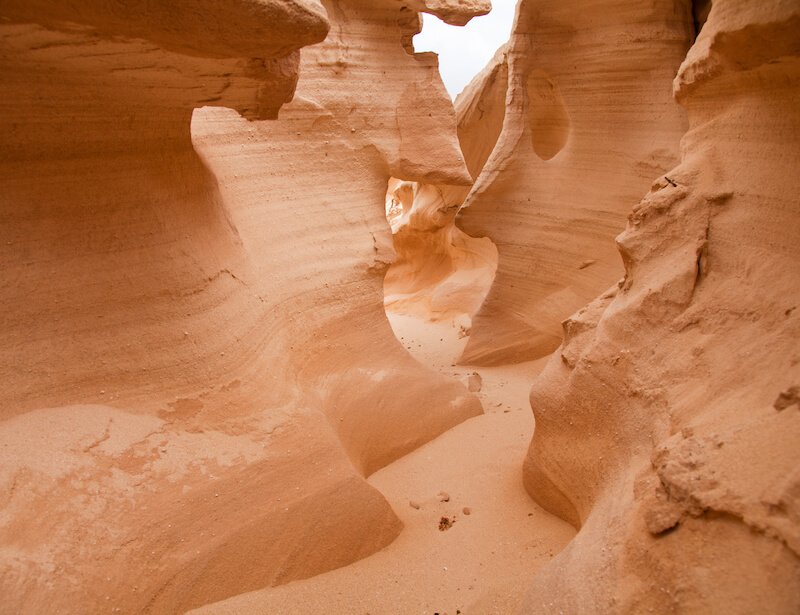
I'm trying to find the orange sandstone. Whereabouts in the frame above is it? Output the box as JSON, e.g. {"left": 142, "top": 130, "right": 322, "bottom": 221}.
{"left": 522, "top": 0, "right": 800, "bottom": 612}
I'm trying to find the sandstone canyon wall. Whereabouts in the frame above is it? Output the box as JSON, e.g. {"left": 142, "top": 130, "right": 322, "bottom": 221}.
{"left": 192, "top": 0, "right": 485, "bottom": 478}
{"left": 1, "top": 0, "right": 798, "bottom": 613}
{"left": 383, "top": 46, "right": 508, "bottom": 324}
{"left": 457, "top": 0, "right": 693, "bottom": 365}
{"left": 521, "top": 0, "right": 800, "bottom": 612}
{"left": 0, "top": 1, "right": 485, "bottom": 612}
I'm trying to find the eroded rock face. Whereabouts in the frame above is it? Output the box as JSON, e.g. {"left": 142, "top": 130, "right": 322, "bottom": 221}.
{"left": 456, "top": 0, "right": 693, "bottom": 365}
{"left": 0, "top": 0, "right": 483, "bottom": 611}
{"left": 383, "top": 178, "right": 498, "bottom": 323}
{"left": 193, "top": 0, "right": 485, "bottom": 477}
{"left": 396, "top": 0, "right": 492, "bottom": 26}
{"left": 522, "top": 0, "right": 800, "bottom": 611}
{"left": 383, "top": 47, "right": 507, "bottom": 324}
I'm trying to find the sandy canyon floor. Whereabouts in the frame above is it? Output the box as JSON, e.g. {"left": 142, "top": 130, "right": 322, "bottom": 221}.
{"left": 192, "top": 314, "right": 575, "bottom": 614}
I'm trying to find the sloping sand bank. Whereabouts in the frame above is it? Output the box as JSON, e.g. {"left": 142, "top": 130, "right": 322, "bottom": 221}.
{"left": 192, "top": 315, "right": 575, "bottom": 614}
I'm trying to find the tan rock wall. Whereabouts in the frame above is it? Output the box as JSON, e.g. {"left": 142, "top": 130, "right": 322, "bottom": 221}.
{"left": 0, "top": 1, "right": 483, "bottom": 611}
{"left": 457, "top": 0, "right": 693, "bottom": 365}
{"left": 193, "top": 0, "right": 484, "bottom": 477}
{"left": 521, "top": 0, "right": 800, "bottom": 611}
{"left": 382, "top": 47, "right": 508, "bottom": 323}
{"left": 383, "top": 179, "right": 498, "bottom": 322}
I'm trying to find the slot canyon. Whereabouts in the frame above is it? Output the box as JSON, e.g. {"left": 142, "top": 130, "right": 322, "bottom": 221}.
{"left": 0, "top": 0, "right": 798, "bottom": 613}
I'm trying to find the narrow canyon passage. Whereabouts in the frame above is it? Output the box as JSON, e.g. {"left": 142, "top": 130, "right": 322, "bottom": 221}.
{"left": 192, "top": 314, "right": 575, "bottom": 614}
{"left": 3, "top": 1, "right": 799, "bottom": 613}
{"left": 382, "top": 178, "right": 498, "bottom": 330}
{"left": 188, "top": 166, "right": 579, "bottom": 613}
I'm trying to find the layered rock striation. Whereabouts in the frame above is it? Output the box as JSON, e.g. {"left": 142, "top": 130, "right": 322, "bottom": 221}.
{"left": 522, "top": 0, "right": 800, "bottom": 611}
{"left": 0, "top": 0, "right": 484, "bottom": 612}
{"left": 192, "top": 0, "right": 485, "bottom": 477}
{"left": 457, "top": 0, "right": 693, "bottom": 365}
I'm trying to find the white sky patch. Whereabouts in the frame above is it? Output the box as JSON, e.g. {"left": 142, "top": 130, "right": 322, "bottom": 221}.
{"left": 413, "top": 0, "right": 517, "bottom": 100}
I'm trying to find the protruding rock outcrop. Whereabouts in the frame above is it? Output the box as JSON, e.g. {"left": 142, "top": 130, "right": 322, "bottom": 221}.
{"left": 394, "top": 0, "right": 492, "bottom": 26}
{"left": 522, "top": 0, "right": 800, "bottom": 611}
{"left": 456, "top": 0, "right": 693, "bottom": 365}
{"left": 0, "top": 0, "right": 484, "bottom": 612}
